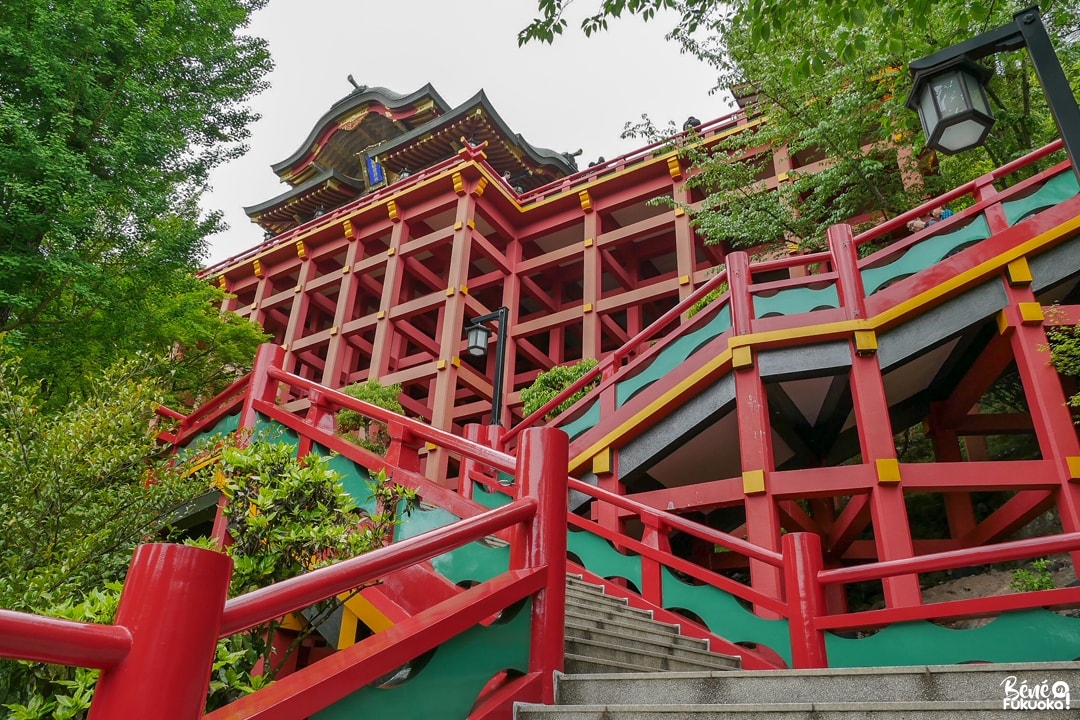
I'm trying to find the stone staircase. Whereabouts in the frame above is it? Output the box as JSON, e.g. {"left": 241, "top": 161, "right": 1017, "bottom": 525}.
{"left": 563, "top": 575, "right": 741, "bottom": 675}
{"left": 516, "top": 577, "right": 1080, "bottom": 719}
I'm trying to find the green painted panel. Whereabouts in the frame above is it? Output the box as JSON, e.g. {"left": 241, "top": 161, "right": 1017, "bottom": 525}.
{"left": 615, "top": 305, "right": 732, "bottom": 407}
{"left": 559, "top": 399, "right": 602, "bottom": 441}
{"left": 567, "top": 529, "right": 643, "bottom": 590}
{"left": 314, "top": 598, "right": 531, "bottom": 720}
{"left": 862, "top": 214, "right": 991, "bottom": 295}
{"left": 826, "top": 609, "right": 1080, "bottom": 667}
{"left": 1002, "top": 171, "right": 1080, "bottom": 226}
{"left": 394, "top": 505, "right": 509, "bottom": 585}
{"left": 660, "top": 567, "right": 792, "bottom": 666}
{"left": 752, "top": 284, "right": 839, "bottom": 318}
{"left": 471, "top": 481, "right": 514, "bottom": 509}
{"left": 311, "top": 445, "right": 377, "bottom": 515}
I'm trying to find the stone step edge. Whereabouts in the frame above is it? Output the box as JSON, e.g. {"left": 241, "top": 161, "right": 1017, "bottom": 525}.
{"left": 566, "top": 637, "right": 740, "bottom": 668}
{"left": 565, "top": 623, "right": 709, "bottom": 652}
{"left": 553, "top": 661, "right": 1080, "bottom": 683}
{"left": 563, "top": 652, "right": 731, "bottom": 676}
{"left": 565, "top": 608, "right": 682, "bottom": 637}
{"left": 514, "top": 700, "right": 1044, "bottom": 712}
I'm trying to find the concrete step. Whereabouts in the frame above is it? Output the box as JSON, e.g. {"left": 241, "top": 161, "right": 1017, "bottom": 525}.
{"left": 564, "top": 637, "right": 740, "bottom": 674}
{"left": 565, "top": 586, "right": 652, "bottom": 616}
{"left": 565, "top": 624, "right": 711, "bottom": 657}
{"left": 515, "top": 701, "right": 1070, "bottom": 719}
{"left": 553, "top": 663, "right": 1080, "bottom": 706}
{"left": 566, "top": 613, "right": 707, "bottom": 650}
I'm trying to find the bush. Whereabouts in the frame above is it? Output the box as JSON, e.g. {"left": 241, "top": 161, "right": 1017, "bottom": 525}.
{"left": 336, "top": 379, "right": 405, "bottom": 454}
{"left": 1010, "top": 558, "right": 1056, "bottom": 593}
{"left": 521, "top": 358, "right": 599, "bottom": 419}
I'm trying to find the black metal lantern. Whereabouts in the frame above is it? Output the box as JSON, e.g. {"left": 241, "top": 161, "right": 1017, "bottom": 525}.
{"left": 466, "top": 322, "right": 491, "bottom": 357}
{"left": 906, "top": 58, "right": 995, "bottom": 155}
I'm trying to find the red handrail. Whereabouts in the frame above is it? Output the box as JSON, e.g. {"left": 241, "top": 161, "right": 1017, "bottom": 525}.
{"left": 502, "top": 267, "right": 732, "bottom": 446}
{"left": 220, "top": 497, "right": 537, "bottom": 636}
{"left": 0, "top": 611, "right": 132, "bottom": 669}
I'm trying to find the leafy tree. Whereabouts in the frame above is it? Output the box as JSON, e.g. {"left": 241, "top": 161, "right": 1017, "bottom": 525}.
{"left": 521, "top": 358, "right": 600, "bottom": 419}
{"left": 526, "top": 1, "right": 1080, "bottom": 253}
{"left": 0, "top": 0, "right": 272, "bottom": 402}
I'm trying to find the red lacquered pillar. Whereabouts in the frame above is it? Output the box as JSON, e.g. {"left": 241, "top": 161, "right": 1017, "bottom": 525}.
{"left": 89, "top": 544, "right": 232, "bottom": 720}
{"left": 516, "top": 427, "right": 569, "bottom": 704}
{"left": 782, "top": 532, "right": 828, "bottom": 668}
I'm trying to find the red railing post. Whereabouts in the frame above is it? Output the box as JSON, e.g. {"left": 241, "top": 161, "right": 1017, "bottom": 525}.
{"left": 239, "top": 343, "right": 286, "bottom": 431}
{"left": 89, "top": 544, "right": 232, "bottom": 719}
{"left": 640, "top": 514, "right": 670, "bottom": 607}
{"left": 515, "top": 427, "right": 569, "bottom": 704}
{"left": 827, "top": 224, "right": 867, "bottom": 319}
{"left": 782, "top": 532, "right": 828, "bottom": 669}
{"left": 385, "top": 419, "right": 423, "bottom": 474}
{"left": 460, "top": 423, "right": 503, "bottom": 498}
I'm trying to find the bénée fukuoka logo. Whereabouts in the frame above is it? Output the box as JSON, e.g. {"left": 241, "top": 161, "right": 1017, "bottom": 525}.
{"left": 1001, "top": 676, "right": 1071, "bottom": 711}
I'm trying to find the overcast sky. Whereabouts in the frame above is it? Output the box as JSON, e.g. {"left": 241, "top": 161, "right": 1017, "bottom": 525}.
{"left": 201, "top": 1, "right": 733, "bottom": 265}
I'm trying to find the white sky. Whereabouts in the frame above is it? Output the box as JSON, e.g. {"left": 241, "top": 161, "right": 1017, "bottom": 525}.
{"left": 201, "top": 1, "right": 733, "bottom": 265}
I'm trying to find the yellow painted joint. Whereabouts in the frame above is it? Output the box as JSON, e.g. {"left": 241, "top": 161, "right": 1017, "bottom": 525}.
{"left": 342, "top": 264, "right": 351, "bottom": 274}
{"left": 453, "top": 171, "right": 465, "bottom": 195}
{"left": 679, "top": 275, "right": 691, "bottom": 286}
{"left": 452, "top": 356, "right": 461, "bottom": 368}
{"left": 473, "top": 177, "right": 488, "bottom": 196}
{"left": 578, "top": 190, "right": 593, "bottom": 213}
{"left": 437, "top": 359, "right": 447, "bottom": 370}
{"left": 732, "top": 345, "right": 753, "bottom": 369}
{"left": 387, "top": 200, "right": 399, "bottom": 222}
{"left": 742, "top": 469, "right": 766, "bottom": 495}
{"left": 217, "top": 276, "right": 227, "bottom": 291}
{"left": 467, "top": 218, "right": 476, "bottom": 229}
{"left": 329, "top": 326, "right": 338, "bottom": 336}
{"left": 1006, "top": 257, "right": 1033, "bottom": 285}
{"left": 667, "top": 157, "right": 682, "bottom": 180}
{"left": 426, "top": 442, "right": 438, "bottom": 451}
{"left": 294, "top": 284, "right": 302, "bottom": 293}
{"left": 459, "top": 284, "right": 469, "bottom": 295}
{"left": 584, "top": 237, "right": 594, "bottom": 248}
{"left": 674, "top": 207, "right": 686, "bottom": 217}
{"left": 583, "top": 303, "right": 594, "bottom": 313}
{"left": 343, "top": 219, "right": 354, "bottom": 238}
{"left": 854, "top": 329, "right": 878, "bottom": 355}
{"left": 1068, "top": 456, "right": 1080, "bottom": 480}
{"left": 875, "top": 458, "right": 901, "bottom": 484}
{"left": 296, "top": 240, "right": 307, "bottom": 259}
{"left": 377, "top": 310, "right": 386, "bottom": 319}
{"left": 454, "top": 220, "right": 463, "bottom": 231}
{"left": 250, "top": 302, "right": 258, "bottom": 311}
{"left": 996, "top": 308, "right": 1011, "bottom": 335}
{"left": 1019, "top": 301, "right": 1044, "bottom": 324}
{"left": 253, "top": 259, "right": 263, "bottom": 278}
{"left": 446, "top": 287, "right": 455, "bottom": 296}
{"left": 387, "top": 247, "right": 396, "bottom": 257}
{"left": 592, "top": 448, "right": 613, "bottom": 476}
{"left": 777, "top": 171, "right": 791, "bottom": 182}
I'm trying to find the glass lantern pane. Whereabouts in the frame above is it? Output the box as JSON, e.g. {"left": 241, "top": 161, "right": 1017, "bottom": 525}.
{"left": 963, "top": 68, "right": 991, "bottom": 114}
{"left": 932, "top": 70, "right": 970, "bottom": 120}
{"left": 918, "top": 84, "right": 939, "bottom": 138}
{"left": 938, "top": 118, "right": 987, "bottom": 153}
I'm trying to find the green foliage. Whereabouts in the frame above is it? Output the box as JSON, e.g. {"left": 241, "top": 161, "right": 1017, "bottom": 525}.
{"left": 535, "top": 1, "right": 1080, "bottom": 257}
{"left": 1010, "top": 557, "right": 1056, "bottom": 593}
{"left": 0, "top": 353, "right": 200, "bottom": 611}
{"left": 1047, "top": 322, "right": 1080, "bottom": 414}
{"left": 336, "top": 380, "right": 406, "bottom": 455}
{"left": 0, "top": 0, "right": 272, "bottom": 404}
{"left": 188, "top": 439, "right": 418, "bottom": 702}
{"left": 686, "top": 265, "right": 728, "bottom": 318}
{"left": 521, "top": 358, "right": 600, "bottom": 419}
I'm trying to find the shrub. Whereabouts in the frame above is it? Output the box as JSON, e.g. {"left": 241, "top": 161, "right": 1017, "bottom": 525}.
{"left": 1010, "top": 558, "right": 1056, "bottom": 593}
{"left": 521, "top": 358, "right": 599, "bottom": 419}
{"left": 336, "top": 380, "right": 405, "bottom": 454}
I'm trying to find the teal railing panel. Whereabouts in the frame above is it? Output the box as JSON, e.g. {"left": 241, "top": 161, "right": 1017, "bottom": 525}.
{"left": 567, "top": 529, "right": 643, "bottom": 590}
{"left": 660, "top": 567, "right": 792, "bottom": 666}
{"left": 825, "top": 609, "right": 1080, "bottom": 668}
{"left": 615, "top": 304, "right": 732, "bottom": 407}
{"left": 861, "top": 214, "right": 991, "bottom": 295}
{"left": 470, "top": 481, "right": 514, "bottom": 509}
{"left": 559, "top": 398, "right": 602, "bottom": 441}
{"left": 314, "top": 598, "right": 531, "bottom": 720}
{"left": 1002, "top": 171, "right": 1080, "bottom": 227}
{"left": 393, "top": 503, "right": 509, "bottom": 585}
{"left": 752, "top": 284, "right": 839, "bottom": 318}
